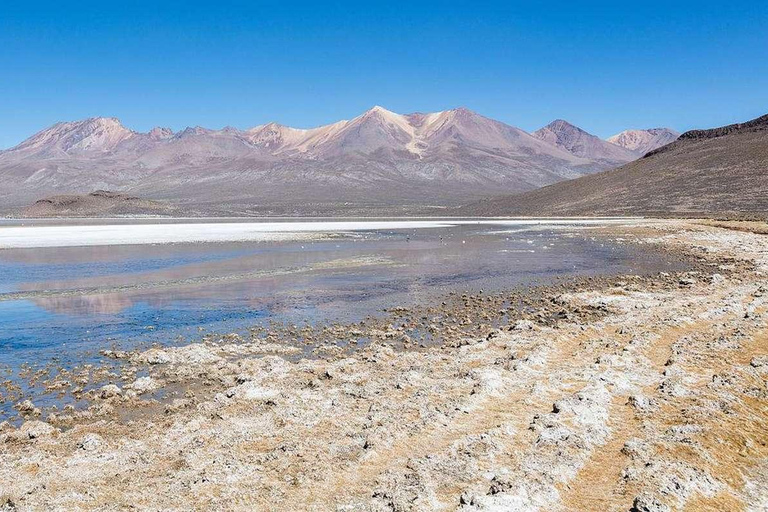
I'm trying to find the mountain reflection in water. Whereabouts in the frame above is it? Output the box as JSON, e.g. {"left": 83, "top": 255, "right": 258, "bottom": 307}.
{"left": 0, "top": 220, "right": 682, "bottom": 376}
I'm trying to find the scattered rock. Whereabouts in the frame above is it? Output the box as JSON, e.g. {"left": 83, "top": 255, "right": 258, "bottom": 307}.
{"left": 621, "top": 439, "right": 650, "bottom": 460}
{"left": 627, "top": 395, "right": 656, "bottom": 412}
{"left": 127, "top": 376, "right": 160, "bottom": 395}
{"left": 487, "top": 474, "right": 515, "bottom": 495}
{"left": 15, "top": 400, "right": 39, "bottom": 416}
{"left": 708, "top": 273, "right": 725, "bottom": 285}
{"left": 459, "top": 491, "right": 481, "bottom": 506}
{"left": 19, "top": 420, "right": 56, "bottom": 439}
{"left": 164, "top": 398, "right": 192, "bottom": 414}
{"left": 138, "top": 348, "right": 171, "bottom": 365}
{"left": 630, "top": 494, "right": 670, "bottom": 512}
{"left": 77, "top": 433, "right": 103, "bottom": 451}
{"left": 99, "top": 384, "right": 122, "bottom": 399}
{"left": 0, "top": 494, "right": 16, "bottom": 510}
{"left": 100, "top": 349, "right": 130, "bottom": 359}
{"left": 511, "top": 319, "right": 536, "bottom": 331}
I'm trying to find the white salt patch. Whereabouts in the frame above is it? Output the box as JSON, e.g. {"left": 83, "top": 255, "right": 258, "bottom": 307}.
{"left": 0, "top": 219, "right": 638, "bottom": 249}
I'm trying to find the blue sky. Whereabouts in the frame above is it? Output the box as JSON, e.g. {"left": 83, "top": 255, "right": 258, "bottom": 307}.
{"left": 1, "top": 0, "right": 767, "bottom": 149}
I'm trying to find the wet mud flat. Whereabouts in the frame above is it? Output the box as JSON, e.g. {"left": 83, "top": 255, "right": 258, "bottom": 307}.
{"left": 0, "top": 219, "right": 677, "bottom": 418}
{"left": 1, "top": 219, "right": 767, "bottom": 510}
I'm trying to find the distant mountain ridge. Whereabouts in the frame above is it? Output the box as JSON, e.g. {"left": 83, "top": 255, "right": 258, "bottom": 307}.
{"left": 461, "top": 112, "right": 768, "bottom": 218}
{"left": 0, "top": 107, "right": 677, "bottom": 214}
{"left": 10, "top": 117, "right": 136, "bottom": 157}
{"left": 645, "top": 114, "right": 768, "bottom": 157}
{"left": 532, "top": 119, "right": 638, "bottom": 165}
{"left": 607, "top": 128, "right": 680, "bottom": 156}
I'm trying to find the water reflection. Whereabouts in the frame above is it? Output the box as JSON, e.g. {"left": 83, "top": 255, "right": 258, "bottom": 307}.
{"left": 0, "top": 222, "right": 682, "bottom": 374}
{"left": 33, "top": 294, "right": 135, "bottom": 315}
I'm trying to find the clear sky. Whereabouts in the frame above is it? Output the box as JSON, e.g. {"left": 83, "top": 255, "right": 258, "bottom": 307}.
{"left": 1, "top": 0, "right": 767, "bottom": 149}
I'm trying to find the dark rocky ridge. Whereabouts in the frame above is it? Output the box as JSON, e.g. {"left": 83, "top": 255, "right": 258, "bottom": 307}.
{"left": 17, "top": 191, "right": 189, "bottom": 217}
{"left": 646, "top": 113, "right": 768, "bottom": 157}
{"left": 460, "top": 112, "right": 768, "bottom": 219}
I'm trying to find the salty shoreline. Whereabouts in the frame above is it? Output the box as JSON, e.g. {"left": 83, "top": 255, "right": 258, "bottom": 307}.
{"left": 1, "top": 219, "right": 767, "bottom": 510}
{"left": 0, "top": 218, "right": 637, "bottom": 248}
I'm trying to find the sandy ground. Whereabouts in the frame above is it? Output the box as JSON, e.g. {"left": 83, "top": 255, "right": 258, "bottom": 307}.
{"left": 1, "top": 219, "right": 767, "bottom": 511}
{"left": 0, "top": 218, "right": 635, "bottom": 248}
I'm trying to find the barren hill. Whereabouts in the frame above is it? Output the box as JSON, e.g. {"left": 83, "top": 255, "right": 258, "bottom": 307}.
{"left": 607, "top": 128, "right": 680, "bottom": 156}
{"left": 462, "top": 113, "right": 768, "bottom": 218}
{"left": 16, "top": 191, "right": 186, "bottom": 218}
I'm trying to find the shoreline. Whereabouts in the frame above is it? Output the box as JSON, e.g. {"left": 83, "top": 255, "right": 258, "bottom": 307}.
{"left": 1, "top": 219, "right": 767, "bottom": 510}
{"left": 0, "top": 218, "right": 639, "bottom": 249}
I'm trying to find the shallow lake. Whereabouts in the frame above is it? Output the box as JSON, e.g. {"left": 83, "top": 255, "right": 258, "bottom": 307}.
{"left": 0, "top": 218, "right": 680, "bottom": 417}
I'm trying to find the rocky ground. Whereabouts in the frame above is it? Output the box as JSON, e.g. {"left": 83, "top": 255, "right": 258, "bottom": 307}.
{"left": 11, "top": 191, "right": 191, "bottom": 218}
{"left": 1, "top": 220, "right": 767, "bottom": 511}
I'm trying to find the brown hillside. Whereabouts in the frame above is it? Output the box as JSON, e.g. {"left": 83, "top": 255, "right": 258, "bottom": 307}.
{"left": 462, "top": 113, "right": 768, "bottom": 218}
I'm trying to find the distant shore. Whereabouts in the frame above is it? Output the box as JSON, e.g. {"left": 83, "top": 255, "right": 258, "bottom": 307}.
{"left": 0, "top": 217, "right": 637, "bottom": 248}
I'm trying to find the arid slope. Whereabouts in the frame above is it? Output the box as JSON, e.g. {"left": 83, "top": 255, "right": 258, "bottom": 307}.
{"left": 16, "top": 191, "right": 186, "bottom": 217}
{"left": 463, "top": 114, "right": 768, "bottom": 217}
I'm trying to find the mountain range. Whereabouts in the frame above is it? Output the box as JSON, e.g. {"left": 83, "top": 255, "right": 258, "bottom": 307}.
{"left": 533, "top": 120, "right": 639, "bottom": 164}
{"left": 0, "top": 107, "right": 677, "bottom": 214}
{"left": 462, "top": 113, "right": 768, "bottom": 218}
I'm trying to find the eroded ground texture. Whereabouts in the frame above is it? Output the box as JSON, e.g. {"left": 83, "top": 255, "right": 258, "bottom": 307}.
{"left": 1, "top": 220, "right": 768, "bottom": 511}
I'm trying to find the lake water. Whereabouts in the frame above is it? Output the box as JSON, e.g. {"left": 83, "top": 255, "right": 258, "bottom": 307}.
{"left": 0, "top": 218, "right": 679, "bottom": 417}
